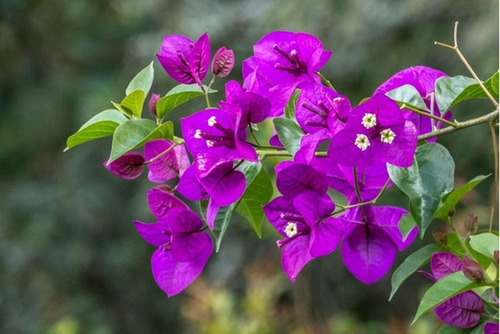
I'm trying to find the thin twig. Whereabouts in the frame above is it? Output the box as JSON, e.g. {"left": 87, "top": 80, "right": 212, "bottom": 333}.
{"left": 490, "top": 123, "right": 499, "bottom": 232}
{"left": 316, "top": 72, "right": 336, "bottom": 91}
{"left": 435, "top": 21, "right": 499, "bottom": 108}
{"left": 418, "top": 108, "right": 499, "bottom": 141}
{"left": 402, "top": 103, "right": 457, "bottom": 128}
{"left": 144, "top": 143, "right": 179, "bottom": 164}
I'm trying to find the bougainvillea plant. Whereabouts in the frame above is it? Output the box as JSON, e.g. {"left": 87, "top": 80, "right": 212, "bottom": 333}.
{"left": 65, "top": 22, "right": 499, "bottom": 332}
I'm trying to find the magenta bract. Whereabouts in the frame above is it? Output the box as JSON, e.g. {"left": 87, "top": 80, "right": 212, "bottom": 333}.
{"left": 156, "top": 32, "right": 210, "bottom": 86}
{"left": 104, "top": 152, "right": 145, "bottom": 180}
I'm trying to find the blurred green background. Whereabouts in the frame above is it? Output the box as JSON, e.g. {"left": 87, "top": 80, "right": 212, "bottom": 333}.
{"left": 0, "top": 0, "right": 498, "bottom": 333}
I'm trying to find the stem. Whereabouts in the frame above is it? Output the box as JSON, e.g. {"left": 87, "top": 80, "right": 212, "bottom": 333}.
{"left": 402, "top": 103, "right": 457, "bottom": 128}
{"left": 490, "top": 122, "right": 499, "bottom": 232}
{"left": 447, "top": 216, "right": 473, "bottom": 258}
{"left": 144, "top": 143, "right": 179, "bottom": 164}
{"left": 200, "top": 85, "right": 211, "bottom": 108}
{"left": 484, "top": 299, "right": 500, "bottom": 313}
{"left": 418, "top": 108, "right": 499, "bottom": 141}
{"left": 333, "top": 177, "right": 391, "bottom": 215}
{"left": 316, "top": 72, "right": 336, "bottom": 91}
{"left": 249, "top": 125, "right": 261, "bottom": 147}
{"left": 435, "top": 21, "right": 499, "bottom": 108}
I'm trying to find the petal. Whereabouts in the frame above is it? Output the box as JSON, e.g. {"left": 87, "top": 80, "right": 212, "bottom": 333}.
{"left": 104, "top": 152, "right": 144, "bottom": 180}
{"left": 263, "top": 196, "right": 302, "bottom": 237}
{"left": 205, "top": 197, "right": 220, "bottom": 230}
{"left": 276, "top": 163, "right": 327, "bottom": 197}
{"left": 199, "top": 162, "right": 246, "bottom": 206}
{"left": 190, "top": 32, "right": 210, "bottom": 85}
{"left": 434, "top": 290, "right": 484, "bottom": 328}
{"left": 147, "top": 187, "right": 188, "bottom": 219}
{"left": 377, "top": 121, "right": 417, "bottom": 168}
{"left": 144, "top": 140, "right": 185, "bottom": 183}
{"left": 484, "top": 322, "right": 499, "bottom": 334}
{"left": 341, "top": 223, "right": 397, "bottom": 284}
{"left": 177, "top": 165, "right": 209, "bottom": 201}
{"left": 281, "top": 235, "right": 313, "bottom": 282}
{"left": 172, "top": 231, "right": 212, "bottom": 262}
{"left": 166, "top": 207, "right": 203, "bottom": 233}
{"left": 293, "top": 190, "right": 335, "bottom": 226}
{"left": 151, "top": 242, "right": 212, "bottom": 297}
{"left": 156, "top": 54, "right": 196, "bottom": 84}
{"left": 309, "top": 216, "right": 342, "bottom": 257}
{"left": 431, "top": 252, "right": 463, "bottom": 280}
{"left": 134, "top": 219, "right": 170, "bottom": 247}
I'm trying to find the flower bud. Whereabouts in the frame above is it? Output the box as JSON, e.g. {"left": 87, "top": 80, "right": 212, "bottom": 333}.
{"left": 494, "top": 250, "right": 499, "bottom": 266}
{"left": 463, "top": 213, "right": 478, "bottom": 235}
{"left": 104, "top": 152, "right": 145, "bottom": 180}
{"left": 432, "top": 231, "right": 448, "bottom": 246}
{"left": 148, "top": 93, "right": 161, "bottom": 117}
{"left": 211, "top": 47, "right": 234, "bottom": 77}
{"left": 462, "top": 256, "right": 484, "bottom": 282}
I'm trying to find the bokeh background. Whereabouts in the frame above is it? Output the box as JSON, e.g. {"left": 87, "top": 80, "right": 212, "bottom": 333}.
{"left": 0, "top": 0, "right": 498, "bottom": 333}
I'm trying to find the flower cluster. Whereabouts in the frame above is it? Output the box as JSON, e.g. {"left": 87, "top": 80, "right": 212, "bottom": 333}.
{"left": 103, "top": 31, "right": 457, "bottom": 294}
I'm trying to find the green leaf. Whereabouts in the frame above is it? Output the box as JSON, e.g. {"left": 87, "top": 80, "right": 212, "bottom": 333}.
{"left": 398, "top": 214, "right": 418, "bottom": 241}
{"left": 273, "top": 118, "right": 304, "bottom": 156}
{"left": 125, "top": 61, "right": 154, "bottom": 97}
{"left": 387, "top": 143, "right": 455, "bottom": 237}
{"left": 469, "top": 233, "right": 499, "bottom": 259}
{"left": 386, "top": 84, "right": 428, "bottom": 111}
{"left": 435, "top": 72, "right": 499, "bottom": 114}
{"left": 119, "top": 90, "right": 146, "bottom": 119}
{"left": 434, "top": 174, "right": 490, "bottom": 220}
{"left": 390, "top": 243, "right": 442, "bottom": 301}
{"left": 156, "top": 84, "right": 215, "bottom": 120}
{"left": 206, "top": 162, "right": 264, "bottom": 252}
{"left": 412, "top": 271, "right": 489, "bottom": 325}
{"left": 235, "top": 167, "right": 273, "bottom": 237}
{"left": 109, "top": 119, "right": 173, "bottom": 163}
{"left": 65, "top": 109, "right": 127, "bottom": 151}
{"left": 285, "top": 89, "right": 301, "bottom": 119}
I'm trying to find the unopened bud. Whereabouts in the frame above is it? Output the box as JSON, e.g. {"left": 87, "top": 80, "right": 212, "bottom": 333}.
{"left": 462, "top": 256, "right": 484, "bottom": 282}
{"left": 494, "top": 251, "right": 499, "bottom": 266}
{"left": 148, "top": 93, "right": 161, "bottom": 117}
{"left": 463, "top": 213, "right": 478, "bottom": 235}
{"left": 448, "top": 207, "right": 455, "bottom": 218}
{"left": 432, "top": 231, "right": 448, "bottom": 246}
{"left": 211, "top": 47, "right": 234, "bottom": 77}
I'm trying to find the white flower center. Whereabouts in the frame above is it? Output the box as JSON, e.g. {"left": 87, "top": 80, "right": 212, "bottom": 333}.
{"left": 205, "top": 140, "right": 214, "bottom": 147}
{"left": 284, "top": 222, "right": 298, "bottom": 238}
{"left": 208, "top": 116, "right": 217, "bottom": 127}
{"left": 194, "top": 129, "right": 202, "bottom": 139}
{"left": 361, "top": 113, "right": 377, "bottom": 129}
{"left": 355, "top": 134, "right": 371, "bottom": 151}
{"left": 380, "top": 128, "right": 396, "bottom": 144}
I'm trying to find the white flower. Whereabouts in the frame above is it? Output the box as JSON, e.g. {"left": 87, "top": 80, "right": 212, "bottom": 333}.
{"left": 284, "top": 222, "right": 298, "bottom": 238}
{"left": 355, "top": 134, "right": 371, "bottom": 151}
{"left": 361, "top": 113, "right": 377, "bottom": 129}
{"left": 380, "top": 128, "right": 396, "bottom": 144}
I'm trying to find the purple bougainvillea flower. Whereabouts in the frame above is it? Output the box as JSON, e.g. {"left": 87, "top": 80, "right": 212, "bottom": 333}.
{"left": 211, "top": 46, "right": 234, "bottom": 78}
{"left": 242, "top": 31, "right": 332, "bottom": 117}
{"left": 420, "top": 252, "right": 485, "bottom": 328}
{"left": 296, "top": 82, "right": 350, "bottom": 135}
{"left": 148, "top": 93, "right": 161, "bottom": 117}
{"left": 135, "top": 207, "right": 213, "bottom": 297}
{"left": 104, "top": 152, "right": 145, "bottom": 180}
{"left": 431, "top": 252, "right": 464, "bottom": 280}
{"left": 156, "top": 32, "right": 210, "bottom": 86}
{"left": 434, "top": 290, "right": 484, "bottom": 328}
{"left": 222, "top": 80, "right": 270, "bottom": 127}
{"left": 374, "top": 66, "right": 451, "bottom": 138}
{"left": 275, "top": 163, "right": 328, "bottom": 197}
{"left": 328, "top": 94, "right": 418, "bottom": 168}
{"left": 341, "top": 205, "right": 418, "bottom": 284}
{"left": 181, "top": 107, "right": 257, "bottom": 176}
{"left": 177, "top": 162, "right": 246, "bottom": 229}
{"left": 144, "top": 140, "right": 190, "bottom": 183}
{"left": 147, "top": 186, "right": 188, "bottom": 219}
{"left": 485, "top": 322, "right": 500, "bottom": 334}
{"left": 263, "top": 190, "right": 342, "bottom": 281}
